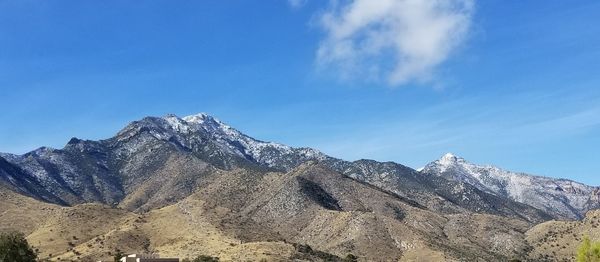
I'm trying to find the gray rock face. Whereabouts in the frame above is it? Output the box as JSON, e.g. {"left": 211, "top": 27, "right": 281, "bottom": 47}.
{"left": 0, "top": 155, "right": 66, "bottom": 205}
{"left": 1, "top": 142, "right": 122, "bottom": 205}
{"left": 0, "top": 113, "right": 554, "bottom": 222}
{"left": 420, "top": 153, "right": 600, "bottom": 219}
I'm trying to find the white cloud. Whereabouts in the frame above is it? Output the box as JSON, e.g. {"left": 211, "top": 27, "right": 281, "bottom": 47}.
{"left": 316, "top": 0, "right": 474, "bottom": 86}
{"left": 288, "top": 0, "right": 308, "bottom": 9}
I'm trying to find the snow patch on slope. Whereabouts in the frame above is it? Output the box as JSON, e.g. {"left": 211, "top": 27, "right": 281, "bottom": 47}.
{"left": 159, "top": 113, "right": 328, "bottom": 169}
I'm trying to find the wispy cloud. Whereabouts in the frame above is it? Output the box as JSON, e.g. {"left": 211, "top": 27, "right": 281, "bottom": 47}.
{"left": 311, "top": 90, "right": 600, "bottom": 170}
{"left": 510, "top": 106, "right": 600, "bottom": 140}
{"left": 288, "top": 0, "right": 308, "bottom": 9}
{"left": 316, "top": 0, "right": 474, "bottom": 86}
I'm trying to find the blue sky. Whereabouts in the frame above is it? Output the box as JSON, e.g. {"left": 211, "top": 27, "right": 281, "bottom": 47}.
{"left": 1, "top": 0, "right": 600, "bottom": 184}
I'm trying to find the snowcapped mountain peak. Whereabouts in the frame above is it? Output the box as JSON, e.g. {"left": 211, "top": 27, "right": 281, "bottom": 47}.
{"left": 157, "top": 113, "right": 236, "bottom": 137}
{"left": 162, "top": 114, "right": 192, "bottom": 133}
{"left": 181, "top": 112, "right": 230, "bottom": 129}
{"left": 420, "top": 154, "right": 600, "bottom": 219}
{"left": 181, "top": 113, "right": 238, "bottom": 136}
{"left": 181, "top": 112, "right": 211, "bottom": 124}
{"left": 440, "top": 153, "right": 465, "bottom": 164}
{"left": 442, "top": 152, "right": 456, "bottom": 159}
{"left": 433, "top": 153, "right": 469, "bottom": 172}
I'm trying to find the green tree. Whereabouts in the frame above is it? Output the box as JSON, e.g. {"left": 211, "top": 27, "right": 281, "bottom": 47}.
{"left": 0, "top": 231, "right": 38, "bottom": 262}
{"left": 577, "top": 236, "right": 600, "bottom": 262}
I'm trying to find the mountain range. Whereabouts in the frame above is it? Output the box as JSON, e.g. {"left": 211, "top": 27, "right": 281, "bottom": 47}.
{"left": 1, "top": 113, "right": 598, "bottom": 261}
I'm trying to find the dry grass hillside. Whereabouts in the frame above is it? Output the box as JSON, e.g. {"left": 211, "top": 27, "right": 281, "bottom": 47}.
{"left": 0, "top": 190, "right": 60, "bottom": 235}
{"left": 526, "top": 209, "right": 600, "bottom": 261}
{"left": 38, "top": 198, "right": 302, "bottom": 262}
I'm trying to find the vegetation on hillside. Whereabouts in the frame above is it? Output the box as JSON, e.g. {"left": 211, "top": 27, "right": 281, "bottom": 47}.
{"left": 577, "top": 236, "right": 600, "bottom": 262}
{"left": 181, "top": 255, "right": 220, "bottom": 262}
{"left": 343, "top": 253, "right": 359, "bottom": 262}
{"left": 0, "top": 231, "right": 38, "bottom": 262}
{"left": 112, "top": 248, "right": 124, "bottom": 262}
{"left": 289, "top": 243, "right": 359, "bottom": 261}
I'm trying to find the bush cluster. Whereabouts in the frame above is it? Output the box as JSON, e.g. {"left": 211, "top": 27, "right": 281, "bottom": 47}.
{"left": 0, "top": 232, "right": 38, "bottom": 262}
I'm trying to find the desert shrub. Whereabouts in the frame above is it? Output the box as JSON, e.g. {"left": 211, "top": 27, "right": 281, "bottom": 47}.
{"left": 190, "top": 255, "right": 219, "bottom": 262}
{"left": 295, "top": 243, "right": 313, "bottom": 254}
{"left": 292, "top": 243, "right": 341, "bottom": 261}
{"left": 0, "top": 231, "right": 38, "bottom": 262}
{"left": 577, "top": 236, "right": 600, "bottom": 262}
{"left": 343, "top": 253, "right": 358, "bottom": 262}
